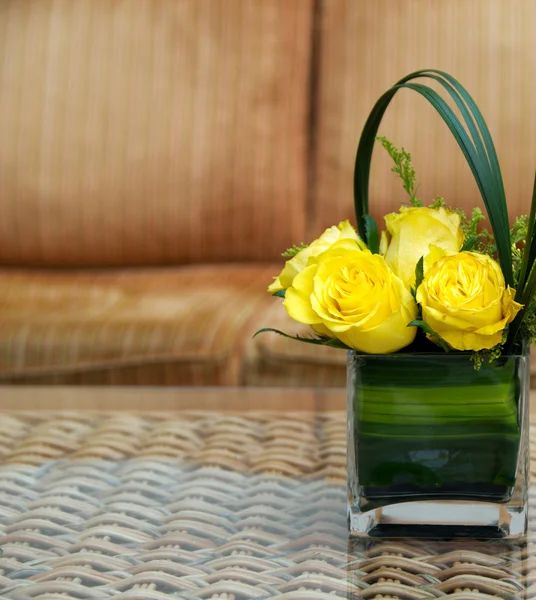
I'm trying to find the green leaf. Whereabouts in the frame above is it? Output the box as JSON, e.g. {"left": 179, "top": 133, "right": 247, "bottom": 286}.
{"left": 354, "top": 89, "right": 397, "bottom": 242}
{"left": 425, "top": 70, "right": 507, "bottom": 218}
{"left": 507, "top": 172, "right": 536, "bottom": 349}
{"left": 353, "top": 70, "right": 513, "bottom": 288}
{"left": 253, "top": 328, "right": 350, "bottom": 350}
{"left": 460, "top": 235, "right": 478, "bottom": 252}
{"left": 365, "top": 215, "right": 380, "bottom": 254}
{"left": 515, "top": 172, "right": 536, "bottom": 298}
{"left": 271, "top": 290, "right": 286, "bottom": 298}
{"left": 408, "top": 320, "right": 451, "bottom": 352}
{"left": 404, "top": 82, "right": 510, "bottom": 278}
{"left": 414, "top": 256, "right": 424, "bottom": 292}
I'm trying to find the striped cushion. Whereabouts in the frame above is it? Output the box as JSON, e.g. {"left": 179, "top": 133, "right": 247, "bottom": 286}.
{"left": 0, "top": 265, "right": 348, "bottom": 386}
{"left": 2, "top": 361, "right": 235, "bottom": 387}
{"left": 0, "top": 265, "right": 277, "bottom": 385}
{"left": 0, "top": 0, "right": 310, "bottom": 266}
{"left": 3, "top": 265, "right": 526, "bottom": 387}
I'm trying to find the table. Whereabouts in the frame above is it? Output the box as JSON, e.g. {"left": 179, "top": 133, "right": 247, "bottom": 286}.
{"left": 0, "top": 387, "right": 534, "bottom": 599}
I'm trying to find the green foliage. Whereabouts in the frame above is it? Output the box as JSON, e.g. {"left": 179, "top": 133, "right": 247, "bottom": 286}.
{"left": 282, "top": 243, "right": 307, "bottom": 258}
{"left": 429, "top": 196, "right": 447, "bottom": 209}
{"left": 429, "top": 201, "right": 494, "bottom": 256}
{"left": 414, "top": 256, "right": 424, "bottom": 293}
{"left": 519, "top": 300, "right": 536, "bottom": 345}
{"left": 355, "top": 70, "right": 513, "bottom": 288}
{"left": 272, "top": 290, "right": 286, "bottom": 298}
{"left": 407, "top": 320, "right": 451, "bottom": 352}
{"left": 507, "top": 173, "right": 536, "bottom": 350}
{"left": 365, "top": 215, "right": 380, "bottom": 254}
{"left": 511, "top": 215, "right": 529, "bottom": 285}
{"left": 510, "top": 214, "right": 528, "bottom": 245}
{"left": 470, "top": 343, "right": 504, "bottom": 370}
{"left": 509, "top": 215, "right": 530, "bottom": 285}
{"left": 376, "top": 136, "right": 422, "bottom": 207}
{"left": 253, "top": 328, "right": 350, "bottom": 350}
{"left": 462, "top": 207, "right": 485, "bottom": 237}
{"left": 470, "top": 352, "right": 484, "bottom": 370}
{"left": 453, "top": 206, "right": 495, "bottom": 256}
{"left": 460, "top": 236, "right": 478, "bottom": 252}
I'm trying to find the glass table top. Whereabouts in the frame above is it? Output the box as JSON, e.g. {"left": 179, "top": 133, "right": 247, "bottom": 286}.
{"left": 0, "top": 407, "right": 533, "bottom": 599}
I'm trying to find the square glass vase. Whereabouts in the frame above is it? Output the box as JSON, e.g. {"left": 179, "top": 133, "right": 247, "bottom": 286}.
{"left": 347, "top": 349, "right": 530, "bottom": 538}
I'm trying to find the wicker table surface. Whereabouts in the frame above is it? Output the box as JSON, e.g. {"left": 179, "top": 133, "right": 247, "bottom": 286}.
{"left": 0, "top": 410, "right": 534, "bottom": 599}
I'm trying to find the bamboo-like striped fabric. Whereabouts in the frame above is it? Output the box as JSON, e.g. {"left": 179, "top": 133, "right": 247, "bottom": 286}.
{"left": 0, "top": 0, "right": 311, "bottom": 266}
{"left": 0, "top": 265, "right": 349, "bottom": 386}
{"left": 0, "top": 265, "right": 279, "bottom": 385}
{"left": 2, "top": 360, "right": 233, "bottom": 387}
{"left": 311, "top": 0, "right": 536, "bottom": 237}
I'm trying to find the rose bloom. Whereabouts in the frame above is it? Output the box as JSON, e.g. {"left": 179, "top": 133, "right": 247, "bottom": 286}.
{"left": 381, "top": 206, "right": 463, "bottom": 288}
{"left": 283, "top": 240, "right": 417, "bottom": 353}
{"left": 416, "top": 249, "right": 523, "bottom": 351}
{"left": 268, "top": 221, "right": 364, "bottom": 293}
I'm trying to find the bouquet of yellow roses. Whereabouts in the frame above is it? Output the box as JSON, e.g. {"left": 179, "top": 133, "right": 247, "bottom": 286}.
{"left": 259, "top": 70, "right": 536, "bottom": 368}
{"left": 261, "top": 69, "right": 535, "bottom": 538}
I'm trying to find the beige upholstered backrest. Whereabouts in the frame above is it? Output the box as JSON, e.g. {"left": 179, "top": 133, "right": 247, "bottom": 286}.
{"left": 0, "top": 0, "right": 311, "bottom": 266}
{"left": 311, "top": 0, "right": 536, "bottom": 238}
{"left": 2, "top": 1, "right": 534, "bottom": 267}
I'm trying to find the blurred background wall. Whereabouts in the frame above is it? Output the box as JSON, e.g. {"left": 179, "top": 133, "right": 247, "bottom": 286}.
{"left": 312, "top": 0, "right": 536, "bottom": 237}
{"left": 0, "top": 0, "right": 311, "bottom": 266}
{"left": 2, "top": 0, "right": 535, "bottom": 263}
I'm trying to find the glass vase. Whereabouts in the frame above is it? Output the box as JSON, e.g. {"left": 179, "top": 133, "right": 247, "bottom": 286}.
{"left": 347, "top": 348, "right": 530, "bottom": 538}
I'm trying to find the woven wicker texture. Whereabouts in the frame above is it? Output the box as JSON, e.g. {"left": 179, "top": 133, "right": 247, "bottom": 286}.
{"left": 0, "top": 411, "right": 533, "bottom": 599}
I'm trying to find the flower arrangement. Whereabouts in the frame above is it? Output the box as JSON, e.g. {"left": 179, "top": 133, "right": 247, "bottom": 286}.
{"left": 257, "top": 70, "right": 536, "bottom": 368}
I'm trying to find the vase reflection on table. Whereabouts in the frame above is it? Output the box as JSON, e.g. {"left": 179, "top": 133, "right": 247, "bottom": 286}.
{"left": 347, "top": 349, "right": 530, "bottom": 538}
{"left": 346, "top": 534, "right": 529, "bottom": 597}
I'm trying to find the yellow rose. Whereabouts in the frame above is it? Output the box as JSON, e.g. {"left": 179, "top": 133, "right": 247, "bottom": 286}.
{"left": 268, "top": 220, "right": 364, "bottom": 293}
{"left": 283, "top": 240, "right": 417, "bottom": 353}
{"left": 381, "top": 206, "right": 464, "bottom": 289}
{"left": 416, "top": 251, "right": 523, "bottom": 351}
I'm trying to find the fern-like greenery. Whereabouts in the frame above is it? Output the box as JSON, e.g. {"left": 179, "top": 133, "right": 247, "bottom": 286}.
{"left": 281, "top": 243, "right": 308, "bottom": 258}
{"left": 376, "top": 136, "right": 422, "bottom": 207}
